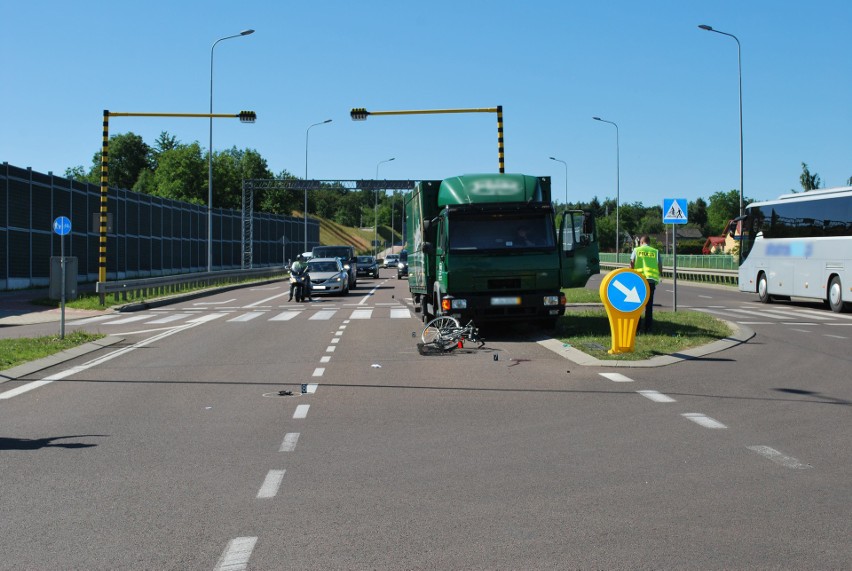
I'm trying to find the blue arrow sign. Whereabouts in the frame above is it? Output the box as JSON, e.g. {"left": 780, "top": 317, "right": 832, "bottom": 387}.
{"left": 606, "top": 270, "right": 648, "bottom": 312}
{"left": 53, "top": 216, "right": 71, "bottom": 236}
{"left": 663, "top": 198, "right": 688, "bottom": 224}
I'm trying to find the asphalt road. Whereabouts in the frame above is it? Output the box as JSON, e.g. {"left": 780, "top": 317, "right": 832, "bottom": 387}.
{"left": 1, "top": 272, "right": 849, "bottom": 569}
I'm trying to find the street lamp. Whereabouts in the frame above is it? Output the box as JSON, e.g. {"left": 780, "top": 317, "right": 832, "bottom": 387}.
{"left": 593, "top": 117, "right": 620, "bottom": 262}
{"left": 304, "top": 119, "right": 333, "bottom": 253}
{"left": 375, "top": 157, "right": 395, "bottom": 257}
{"left": 699, "top": 24, "right": 744, "bottom": 217}
{"left": 548, "top": 156, "right": 568, "bottom": 207}
{"left": 209, "top": 28, "right": 254, "bottom": 273}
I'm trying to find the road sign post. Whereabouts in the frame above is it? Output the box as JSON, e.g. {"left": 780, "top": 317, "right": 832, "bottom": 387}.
{"left": 663, "top": 198, "right": 688, "bottom": 312}
{"left": 53, "top": 216, "right": 71, "bottom": 339}
{"left": 599, "top": 268, "right": 650, "bottom": 354}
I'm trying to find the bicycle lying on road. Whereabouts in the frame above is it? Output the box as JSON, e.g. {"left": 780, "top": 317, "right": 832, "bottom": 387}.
{"left": 420, "top": 317, "right": 485, "bottom": 352}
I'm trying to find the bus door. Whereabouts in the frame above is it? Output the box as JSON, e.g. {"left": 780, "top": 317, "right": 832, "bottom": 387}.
{"left": 559, "top": 210, "right": 600, "bottom": 287}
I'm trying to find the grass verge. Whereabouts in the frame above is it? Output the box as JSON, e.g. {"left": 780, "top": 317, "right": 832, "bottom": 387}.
{"left": 558, "top": 287, "right": 732, "bottom": 361}
{"left": 0, "top": 331, "right": 106, "bottom": 370}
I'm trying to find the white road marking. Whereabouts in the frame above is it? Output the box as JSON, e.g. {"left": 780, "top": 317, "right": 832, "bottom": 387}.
{"left": 358, "top": 286, "right": 381, "bottom": 305}
{"left": 67, "top": 314, "right": 117, "bottom": 325}
{"left": 305, "top": 383, "right": 318, "bottom": 393}
{"left": 790, "top": 328, "right": 812, "bottom": 333}
{"left": 194, "top": 298, "right": 236, "bottom": 305}
{"left": 637, "top": 390, "right": 676, "bottom": 403}
{"left": 331, "top": 338, "right": 340, "bottom": 344}
{"left": 350, "top": 309, "right": 372, "bottom": 319}
{"left": 256, "top": 469, "right": 286, "bottom": 498}
{"left": 682, "top": 413, "right": 727, "bottom": 429}
{"left": 213, "top": 536, "right": 257, "bottom": 571}
{"left": 0, "top": 320, "right": 209, "bottom": 400}
{"left": 309, "top": 310, "right": 336, "bottom": 320}
{"left": 227, "top": 311, "right": 265, "bottom": 322}
{"left": 187, "top": 312, "right": 228, "bottom": 323}
{"left": 725, "top": 308, "right": 787, "bottom": 319}
{"left": 103, "top": 314, "right": 152, "bottom": 325}
{"left": 270, "top": 311, "right": 301, "bottom": 321}
{"left": 762, "top": 308, "right": 833, "bottom": 320}
{"left": 334, "top": 331, "right": 343, "bottom": 336}
{"left": 737, "top": 321, "right": 773, "bottom": 325}
{"left": 782, "top": 322, "right": 818, "bottom": 326}
{"left": 280, "top": 433, "right": 300, "bottom": 452}
{"left": 747, "top": 445, "right": 812, "bottom": 469}
{"left": 244, "top": 292, "right": 289, "bottom": 307}
{"left": 390, "top": 308, "right": 411, "bottom": 319}
{"left": 326, "top": 346, "right": 336, "bottom": 352}
{"left": 146, "top": 313, "right": 192, "bottom": 324}
{"left": 698, "top": 295, "right": 713, "bottom": 299}
{"left": 823, "top": 334, "right": 847, "bottom": 339}
{"left": 320, "top": 356, "right": 331, "bottom": 363}
{"left": 293, "top": 404, "right": 310, "bottom": 419}
{"left": 793, "top": 307, "right": 852, "bottom": 320}
{"left": 312, "top": 368, "right": 324, "bottom": 377}
{"left": 599, "top": 372, "right": 634, "bottom": 383}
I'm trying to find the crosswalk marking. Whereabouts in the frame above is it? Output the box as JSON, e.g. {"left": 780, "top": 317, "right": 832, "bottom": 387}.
{"left": 187, "top": 312, "right": 228, "bottom": 323}
{"left": 270, "top": 311, "right": 301, "bottom": 321}
{"left": 227, "top": 311, "right": 265, "bottom": 322}
{"left": 69, "top": 314, "right": 120, "bottom": 325}
{"left": 350, "top": 309, "right": 373, "bottom": 319}
{"left": 310, "top": 310, "right": 337, "bottom": 320}
{"left": 390, "top": 307, "right": 410, "bottom": 319}
{"left": 104, "top": 314, "right": 153, "bottom": 325}
{"left": 146, "top": 313, "right": 193, "bottom": 324}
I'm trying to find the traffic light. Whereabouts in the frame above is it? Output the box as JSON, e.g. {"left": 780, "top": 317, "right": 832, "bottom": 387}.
{"left": 350, "top": 108, "right": 369, "bottom": 121}
{"left": 238, "top": 110, "right": 257, "bottom": 123}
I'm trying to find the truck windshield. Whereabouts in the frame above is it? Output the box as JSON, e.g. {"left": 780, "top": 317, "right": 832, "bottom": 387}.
{"left": 448, "top": 214, "right": 555, "bottom": 252}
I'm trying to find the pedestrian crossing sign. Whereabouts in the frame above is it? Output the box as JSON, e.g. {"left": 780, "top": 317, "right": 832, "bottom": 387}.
{"left": 663, "top": 198, "right": 688, "bottom": 224}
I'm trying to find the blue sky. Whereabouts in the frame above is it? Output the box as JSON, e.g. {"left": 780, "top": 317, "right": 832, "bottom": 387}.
{"left": 2, "top": 0, "right": 850, "bottom": 208}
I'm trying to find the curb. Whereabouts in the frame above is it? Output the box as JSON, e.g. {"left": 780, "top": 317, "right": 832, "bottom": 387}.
{"left": 536, "top": 320, "right": 754, "bottom": 368}
{"left": 0, "top": 336, "right": 125, "bottom": 382}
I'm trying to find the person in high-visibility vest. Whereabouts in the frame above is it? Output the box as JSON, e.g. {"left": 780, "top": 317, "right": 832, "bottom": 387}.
{"left": 630, "top": 235, "right": 661, "bottom": 333}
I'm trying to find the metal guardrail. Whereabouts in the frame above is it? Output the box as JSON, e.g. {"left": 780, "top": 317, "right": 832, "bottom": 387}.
{"left": 95, "top": 267, "right": 289, "bottom": 303}
{"left": 600, "top": 262, "right": 738, "bottom": 285}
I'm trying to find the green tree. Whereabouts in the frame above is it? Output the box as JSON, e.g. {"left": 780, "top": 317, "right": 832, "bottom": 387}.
{"left": 800, "top": 162, "right": 821, "bottom": 191}
{"left": 89, "top": 132, "right": 152, "bottom": 190}
{"left": 150, "top": 142, "right": 206, "bottom": 204}
{"left": 706, "top": 189, "right": 741, "bottom": 235}
{"left": 688, "top": 197, "right": 709, "bottom": 235}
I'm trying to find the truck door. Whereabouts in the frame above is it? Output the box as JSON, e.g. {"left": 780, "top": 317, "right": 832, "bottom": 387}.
{"left": 559, "top": 210, "right": 600, "bottom": 287}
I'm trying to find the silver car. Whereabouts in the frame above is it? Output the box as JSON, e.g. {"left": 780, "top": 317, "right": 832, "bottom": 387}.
{"left": 306, "top": 258, "right": 349, "bottom": 295}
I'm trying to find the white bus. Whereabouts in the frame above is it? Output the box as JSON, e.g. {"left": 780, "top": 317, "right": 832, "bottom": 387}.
{"left": 736, "top": 186, "right": 852, "bottom": 312}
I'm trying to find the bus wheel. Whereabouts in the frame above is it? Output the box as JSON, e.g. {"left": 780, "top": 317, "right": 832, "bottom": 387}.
{"left": 757, "top": 273, "right": 772, "bottom": 304}
{"left": 828, "top": 276, "right": 847, "bottom": 313}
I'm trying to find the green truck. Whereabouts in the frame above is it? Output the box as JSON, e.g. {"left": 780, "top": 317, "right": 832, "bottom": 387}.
{"left": 404, "top": 173, "right": 599, "bottom": 326}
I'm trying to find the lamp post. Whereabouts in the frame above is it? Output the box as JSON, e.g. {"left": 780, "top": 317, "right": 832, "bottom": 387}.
{"left": 209, "top": 28, "right": 254, "bottom": 273}
{"left": 304, "top": 119, "right": 332, "bottom": 253}
{"left": 699, "top": 24, "right": 744, "bottom": 217}
{"left": 593, "top": 117, "right": 620, "bottom": 262}
{"left": 375, "top": 157, "right": 395, "bottom": 257}
{"left": 548, "top": 156, "right": 568, "bottom": 207}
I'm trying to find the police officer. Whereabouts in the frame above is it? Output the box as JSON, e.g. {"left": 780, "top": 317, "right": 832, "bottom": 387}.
{"left": 630, "top": 235, "right": 661, "bottom": 333}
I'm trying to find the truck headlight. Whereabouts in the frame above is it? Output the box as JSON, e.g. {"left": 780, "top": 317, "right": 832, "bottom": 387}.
{"left": 543, "top": 296, "right": 560, "bottom": 306}
{"left": 451, "top": 299, "right": 467, "bottom": 309}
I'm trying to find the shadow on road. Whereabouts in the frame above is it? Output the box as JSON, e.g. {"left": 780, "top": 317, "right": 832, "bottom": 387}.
{"left": 0, "top": 435, "right": 107, "bottom": 450}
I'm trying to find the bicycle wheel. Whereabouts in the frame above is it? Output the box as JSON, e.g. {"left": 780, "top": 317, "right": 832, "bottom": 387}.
{"left": 421, "top": 316, "right": 461, "bottom": 349}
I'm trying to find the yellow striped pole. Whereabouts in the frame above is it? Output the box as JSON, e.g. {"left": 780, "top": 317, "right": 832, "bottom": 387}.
{"left": 496, "top": 105, "right": 504, "bottom": 174}
{"left": 98, "top": 110, "right": 109, "bottom": 302}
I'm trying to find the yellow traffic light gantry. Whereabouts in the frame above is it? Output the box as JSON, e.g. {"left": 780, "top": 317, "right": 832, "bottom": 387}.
{"left": 349, "top": 106, "right": 505, "bottom": 174}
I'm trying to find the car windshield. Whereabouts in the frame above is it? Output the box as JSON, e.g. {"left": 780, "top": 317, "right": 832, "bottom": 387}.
{"left": 308, "top": 261, "right": 339, "bottom": 273}
{"left": 313, "top": 247, "right": 351, "bottom": 259}
{"left": 357, "top": 256, "right": 374, "bottom": 264}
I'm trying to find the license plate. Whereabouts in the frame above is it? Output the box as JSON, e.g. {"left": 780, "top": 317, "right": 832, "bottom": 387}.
{"left": 313, "top": 285, "right": 326, "bottom": 290}
{"left": 491, "top": 296, "right": 521, "bottom": 306}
